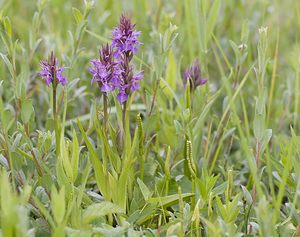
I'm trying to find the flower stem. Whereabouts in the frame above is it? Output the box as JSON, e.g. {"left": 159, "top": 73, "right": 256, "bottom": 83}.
{"left": 122, "top": 101, "right": 127, "bottom": 154}
{"left": 253, "top": 141, "right": 261, "bottom": 205}
{"left": 53, "top": 84, "right": 57, "bottom": 119}
{"left": 103, "top": 93, "right": 108, "bottom": 132}
{"left": 53, "top": 83, "right": 60, "bottom": 157}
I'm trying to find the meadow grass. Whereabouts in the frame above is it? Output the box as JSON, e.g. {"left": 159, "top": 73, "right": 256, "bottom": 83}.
{"left": 1, "top": 0, "right": 300, "bottom": 236}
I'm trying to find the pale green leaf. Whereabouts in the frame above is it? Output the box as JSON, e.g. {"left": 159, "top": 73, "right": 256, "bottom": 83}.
{"left": 82, "top": 202, "right": 124, "bottom": 224}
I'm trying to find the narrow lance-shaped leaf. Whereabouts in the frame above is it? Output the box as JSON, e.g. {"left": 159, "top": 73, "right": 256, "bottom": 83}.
{"left": 161, "top": 49, "right": 176, "bottom": 99}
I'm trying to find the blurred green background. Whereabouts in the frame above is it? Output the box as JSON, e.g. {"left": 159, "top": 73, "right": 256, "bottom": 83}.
{"left": 1, "top": 0, "right": 300, "bottom": 236}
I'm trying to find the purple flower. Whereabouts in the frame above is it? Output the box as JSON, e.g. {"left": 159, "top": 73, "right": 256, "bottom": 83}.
{"left": 39, "top": 52, "right": 67, "bottom": 86}
{"left": 184, "top": 58, "right": 207, "bottom": 90}
{"left": 116, "top": 56, "right": 143, "bottom": 104}
{"left": 88, "top": 44, "right": 122, "bottom": 93}
{"left": 111, "top": 14, "right": 143, "bottom": 104}
{"left": 112, "top": 14, "right": 141, "bottom": 59}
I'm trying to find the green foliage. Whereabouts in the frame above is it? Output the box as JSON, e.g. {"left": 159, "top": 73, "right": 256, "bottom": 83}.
{"left": 0, "top": 0, "right": 300, "bottom": 236}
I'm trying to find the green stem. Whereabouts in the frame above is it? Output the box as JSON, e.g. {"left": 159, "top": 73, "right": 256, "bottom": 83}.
{"left": 165, "top": 177, "right": 169, "bottom": 196}
{"left": 103, "top": 93, "right": 108, "bottom": 132}
{"left": 253, "top": 141, "right": 261, "bottom": 205}
{"left": 178, "top": 186, "right": 184, "bottom": 237}
{"left": 137, "top": 114, "right": 144, "bottom": 180}
{"left": 53, "top": 84, "right": 57, "bottom": 119}
{"left": 53, "top": 84, "right": 60, "bottom": 158}
{"left": 122, "top": 101, "right": 127, "bottom": 155}
{"left": 191, "top": 178, "right": 196, "bottom": 209}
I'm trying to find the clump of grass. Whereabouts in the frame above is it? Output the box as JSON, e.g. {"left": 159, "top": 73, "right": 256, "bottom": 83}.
{"left": 0, "top": 0, "right": 300, "bottom": 236}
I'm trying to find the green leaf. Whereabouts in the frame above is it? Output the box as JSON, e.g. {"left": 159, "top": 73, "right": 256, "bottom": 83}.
{"left": 241, "top": 20, "right": 249, "bottom": 43}
{"left": 0, "top": 53, "right": 14, "bottom": 79}
{"left": 193, "top": 90, "right": 220, "bottom": 135}
{"left": 60, "top": 139, "right": 73, "bottom": 181}
{"left": 75, "top": 19, "right": 87, "bottom": 41}
{"left": 241, "top": 185, "right": 253, "bottom": 204}
{"left": 71, "top": 129, "right": 79, "bottom": 182}
{"left": 21, "top": 99, "right": 34, "bottom": 124}
{"left": 51, "top": 186, "right": 66, "bottom": 224}
{"left": 253, "top": 114, "right": 264, "bottom": 141}
{"left": 3, "top": 16, "right": 12, "bottom": 38}
{"left": 161, "top": 49, "right": 176, "bottom": 99}
{"left": 77, "top": 119, "right": 107, "bottom": 198}
{"left": 147, "top": 193, "right": 194, "bottom": 208}
{"left": 82, "top": 202, "right": 124, "bottom": 224}
{"left": 137, "top": 178, "right": 152, "bottom": 201}
{"left": 215, "top": 196, "right": 226, "bottom": 219}
{"left": 2, "top": 108, "right": 13, "bottom": 131}
{"left": 207, "top": 0, "right": 221, "bottom": 45}
{"left": 65, "top": 227, "right": 93, "bottom": 237}
{"left": 260, "top": 129, "right": 272, "bottom": 153}
{"left": 211, "top": 182, "right": 227, "bottom": 196}
{"left": 43, "top": 131, "right": 52, "bottom": 152}
{"left": 72, "top": 7, "right": 83, "bottom": 24}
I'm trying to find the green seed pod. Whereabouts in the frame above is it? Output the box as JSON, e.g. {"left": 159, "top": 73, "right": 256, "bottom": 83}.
{"left": 186, "top": 140, "right": 197, "bottom": 179}
{"left": 226, "top": 169, "right": 233, "bottom": 202}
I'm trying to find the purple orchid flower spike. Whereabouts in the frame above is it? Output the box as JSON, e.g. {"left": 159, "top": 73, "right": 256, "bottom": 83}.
{"left": 112, "top": 14, "right": 141, "bottom": 60}
{"left": 184, "top": 58, "right": 207, "bottom": 90}
{"left": 112, "top": 14, "right": 143, "bottom": 104}
{"left": 116, "top": 55, "right": 143, "bottom": 104}
{"left": 39, "top": 52, "right": 67, "bottom": 86}
{"left": 88, "top": 44, "right": 122, "bottom": 93}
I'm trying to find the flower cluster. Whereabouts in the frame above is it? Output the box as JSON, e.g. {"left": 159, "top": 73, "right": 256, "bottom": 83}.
{"left": 183, "top": 58, "right": 207, "bottom": 90}
{"left": 88, "top": 14, "right": 143, "bottom": 104}
{"left": 89, "top": 44, "right": 122, "bottom": 93}
{"left": 117, "top": 56, "right": 143, "bottom": 103}
{"left": 39, "top": 52, "right": 67, "bottom": 87}
{"left": 112, "top": 14, "right": 141, "bottom": 59}
{"left": 112, "top": 14, "right": 143, "bottom": 103}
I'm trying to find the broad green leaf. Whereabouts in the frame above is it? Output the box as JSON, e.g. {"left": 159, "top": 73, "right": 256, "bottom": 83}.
{"left": 193, "top": 89, "right": 220, "bottom": 135}
{"left": 21, "top": 99, "right": 34, "bottom": 124}
{"left": 72, "top": 7, "right": 83, "bottom": 24}
{"left": 261, "top": 129, "right": 272, "bottom": 153}
{"left": 161, "top": 49, "right": 176, "bottom": 99}
{"left": 51, "top": 186, "right": 65, "bottom": 224}
{"left": 147, "top": 193, "right": 194, "bottom": 207}
{"left": 77, "top": 119, "right": 107, "bottom": 198}
{"left": 82, "top": 202, "right": 124, "bottom": 224}
{"left": 2, "top": 108, "right": 13, "bottom": 131}
{"left": 60, "top": 139, "right": 73, "bottom": 181}
{"left": 166, "top": 222, "right": 181, "bottom": 237}
{"left": 0, "top": 53, "right": 14, "bottom": 79}
{"left": 65, "top": 227, "right": 93, "bottom": 237}
{"left": 211, "top": 182, "right": 227, "bottom": 196}
{"left": 253, "top": 114, "right": 264, "bottom": 141}
{"left": 137, "top": 178, "right": 152, "bottom": 201}
{"left": 3, "top": 16, "right": 12, "bottom": 38}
